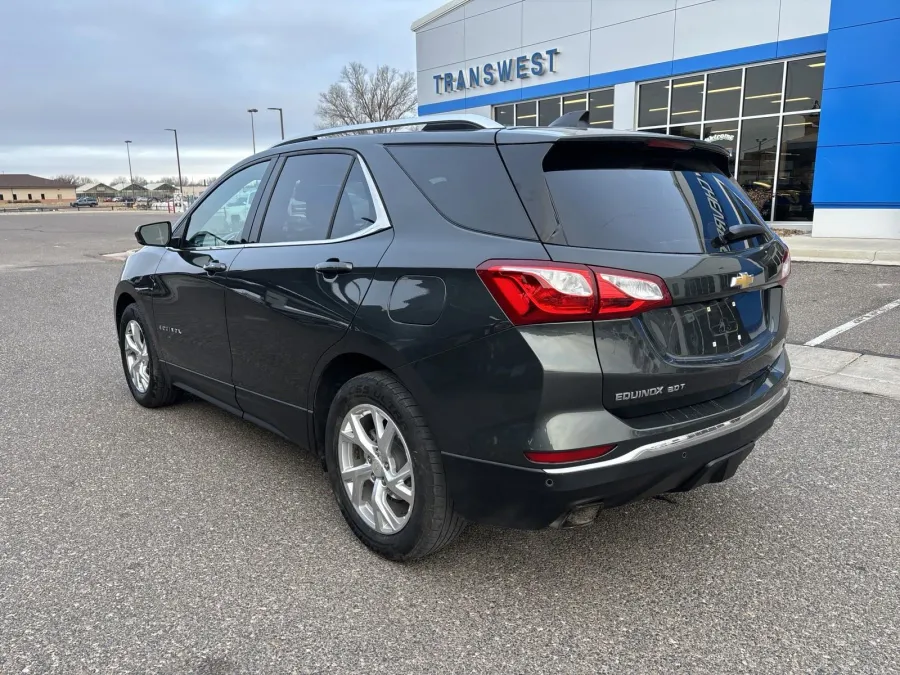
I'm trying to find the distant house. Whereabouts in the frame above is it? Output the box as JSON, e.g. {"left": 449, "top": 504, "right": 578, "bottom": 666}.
{"left": 76, "top": 182, "right": 118, "bottom": 199}
{"left": 145, "top": 182, "right": 178, "bottom": 199}
{"left": 0, "top": 174, "right": 77, "bottom": 203}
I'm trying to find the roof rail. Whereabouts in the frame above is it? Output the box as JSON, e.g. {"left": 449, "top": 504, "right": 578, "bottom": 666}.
{"left": 275, "top": 113, "right": 502, "bottom": 146}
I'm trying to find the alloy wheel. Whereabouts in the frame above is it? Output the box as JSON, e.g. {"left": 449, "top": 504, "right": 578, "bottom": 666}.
{"left": 338, "top": 404, "right": 415, "bottom": 535}
{"left": 123, "top": 320, "right": 151, "bottom": 393}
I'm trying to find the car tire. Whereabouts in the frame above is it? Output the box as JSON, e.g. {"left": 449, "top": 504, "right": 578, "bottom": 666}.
{"left": 118, "top": 303, "right": 179, "bottom": 408}
{"left": 325, "top": 372, "right": 466, "bottom": 561}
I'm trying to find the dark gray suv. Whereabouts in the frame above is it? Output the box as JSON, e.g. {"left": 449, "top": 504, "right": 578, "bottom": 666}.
{"left": 114, "top": 114, "right": 790, "bottom": 560}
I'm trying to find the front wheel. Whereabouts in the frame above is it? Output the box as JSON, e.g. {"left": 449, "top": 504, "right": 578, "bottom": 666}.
{"left": 325, "top": 372, "right": 465, "bottom": 561}
{"left": 118, "top": 303, "right": 179, "bottom": 408}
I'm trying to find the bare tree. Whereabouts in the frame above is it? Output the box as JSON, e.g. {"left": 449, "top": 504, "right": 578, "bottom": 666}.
{"left": 52, "top": 174, "right": 95, "bottom": 187}
{"left": 110, "top": 176, "right": 128, "bottom": 186}
{"left": 131, "top": 176, "right": 149, "bottom": 187}
{"left": 316, "top": 62, "right": 417, "bottom": 129}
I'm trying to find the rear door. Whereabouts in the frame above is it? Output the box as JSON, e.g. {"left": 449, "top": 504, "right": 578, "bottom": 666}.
{"left": 225, "top": 151, "right": 392, "bottom": 444}
{"left": 500, "top": 134, "right": 790, "bottom": 418}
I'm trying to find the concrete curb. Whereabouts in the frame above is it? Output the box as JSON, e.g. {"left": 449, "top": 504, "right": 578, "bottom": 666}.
{"left": 782, "top": 235, "right": 900, "bottom": 266}
{"left": 787, "top": 344, "right": 900, "bottom": 401}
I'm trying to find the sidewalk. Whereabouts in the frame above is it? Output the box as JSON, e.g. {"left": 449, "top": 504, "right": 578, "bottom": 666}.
{"left": 780, "top": 234, "right": 900, "bottom": 265}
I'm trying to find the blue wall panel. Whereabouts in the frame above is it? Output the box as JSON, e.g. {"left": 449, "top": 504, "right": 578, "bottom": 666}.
{"left": 818, "top": 82, "right": 900, "bottom": 147}
{"left": 822, "top": 18, "right": 900, "bottom": 89}
{"left": 812, "top": 0, "right": 900, "bottom": 209}
{"left": 812, "top": 145, "right": 900, "bottom": 207}
{"left": 829, "top": 0, "right": 900, "bottom": 30}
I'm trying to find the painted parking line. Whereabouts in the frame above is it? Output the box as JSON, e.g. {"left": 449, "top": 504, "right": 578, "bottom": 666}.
{"left": 804, "top": 298, "right": 900, "bottom": 347}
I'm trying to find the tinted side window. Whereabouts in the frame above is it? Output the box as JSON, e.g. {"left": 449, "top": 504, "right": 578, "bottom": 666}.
{"left": 387, "top": 145, "right": 536, "bottom": 240}
{"left": 258, "top": 153, "right": 352, "bottom": 244}
{"left": 330, "top": 160, "right": 378, "bottom": 240}
{"left": 184, "top": 162, "right": 268, "bottom": 247}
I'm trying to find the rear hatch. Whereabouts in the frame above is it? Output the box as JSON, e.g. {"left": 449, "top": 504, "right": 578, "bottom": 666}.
{"left": 498, "top": 131, "right": 790, "bottom": 418}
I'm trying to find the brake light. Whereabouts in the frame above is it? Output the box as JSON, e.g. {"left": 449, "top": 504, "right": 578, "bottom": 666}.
{"left": 780, "top": 249, "right": 791, "bottom": 283}
{"left": 525, "top": 445, "right": 616, "bottom": 464}
{"left": 646, "top": 138, "right": 692, "bottom": 150}
{"left": 477, "top": 260, "right": 671, "bottom": 325}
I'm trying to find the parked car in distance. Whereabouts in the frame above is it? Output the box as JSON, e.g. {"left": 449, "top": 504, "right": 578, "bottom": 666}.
{"left": 114, "top": 114, "right": 791, "bottom": 561}
{"left": 121, "top": 196, "right": 135, "bottom": 205}
{"left": 71, "top": 196, "right": 98, "bottom": 207}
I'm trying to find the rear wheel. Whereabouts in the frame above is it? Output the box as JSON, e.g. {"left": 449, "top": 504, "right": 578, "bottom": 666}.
{"left": 118, "top": 304, "right": 179, "bottom": 408}
{"left": 325, "top": 372, "right": 465, "bottom": 560}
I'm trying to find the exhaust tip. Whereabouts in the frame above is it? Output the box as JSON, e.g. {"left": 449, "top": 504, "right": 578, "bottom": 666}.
{"left": 561, "top": 503, "right": 602, "bottom": 528}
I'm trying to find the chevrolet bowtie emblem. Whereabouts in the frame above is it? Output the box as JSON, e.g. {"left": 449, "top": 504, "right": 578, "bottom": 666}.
{"left": 730, "top": 272, "right": 755, "bottom": 289}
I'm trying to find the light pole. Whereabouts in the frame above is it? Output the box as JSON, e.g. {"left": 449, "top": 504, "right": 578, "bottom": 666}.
{"left": 247, "top": 108, "right": 258, "bottom": 153}
{"left": 267, "top": 107, "right": 284, "bottom": 140}
{"left": 164, "top": 128, "right": 184, "bottom": 200}
{"left": 124, "top": 140, "right": 134, "bottom": 204}
{"left": 755, "top": 138, "right": 768, "bottom": 181}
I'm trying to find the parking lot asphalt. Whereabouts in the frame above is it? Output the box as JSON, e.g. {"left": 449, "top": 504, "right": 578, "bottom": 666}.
{"left": 786, "top": 262, "right": 900, "bottom": 356}
{"left": 1, "top": 214, "right": 898, "bottom": 673}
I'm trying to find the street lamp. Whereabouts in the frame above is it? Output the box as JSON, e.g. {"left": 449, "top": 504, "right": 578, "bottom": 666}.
{"left": 247, "top": 108, "right": 258, "bottom": 153}
{"left": 164, "top": 128, "right": 184, "bottom": 200}
{"left": 124, "top": 140, "right": 134, "bottom": 204}
{"left": 755, "top": 137, "right": 769, "bottom": 181}
{"left": 267, "top": 107, "right": 285, "bottom": 140}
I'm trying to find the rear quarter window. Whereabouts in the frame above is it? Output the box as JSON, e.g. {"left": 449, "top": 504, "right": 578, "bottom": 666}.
{"left": 386, "top": 144, "right": 537, "bottom": 240}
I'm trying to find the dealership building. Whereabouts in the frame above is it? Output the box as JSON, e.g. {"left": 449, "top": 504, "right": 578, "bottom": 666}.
{"left": 412, "top": 0, "right": 900, "bottom": 238}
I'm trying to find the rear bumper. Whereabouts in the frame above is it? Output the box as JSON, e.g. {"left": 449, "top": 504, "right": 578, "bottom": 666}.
{"left": 443, "top": 383, "right": 789, "bottom": 529}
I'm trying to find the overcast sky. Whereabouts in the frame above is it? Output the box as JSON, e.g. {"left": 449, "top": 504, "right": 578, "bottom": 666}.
{"left": 0, "top": 0, "right": 428, "bottom": 182}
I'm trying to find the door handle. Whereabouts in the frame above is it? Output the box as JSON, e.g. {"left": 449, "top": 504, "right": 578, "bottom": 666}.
{"left": 315, "top": 260, "right": 354, "bottom": 274}
{"left": 203, "top": 260, "right": 227, "bottom": 274}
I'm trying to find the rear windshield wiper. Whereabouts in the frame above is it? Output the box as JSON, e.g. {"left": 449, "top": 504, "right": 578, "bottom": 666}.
{"left": 713, "top": 223, "right": 767, "bottom": 248}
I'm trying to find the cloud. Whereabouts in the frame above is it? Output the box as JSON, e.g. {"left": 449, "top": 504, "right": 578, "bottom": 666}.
{"left": 0, "top": 0, "right": 427, "bottom": 180}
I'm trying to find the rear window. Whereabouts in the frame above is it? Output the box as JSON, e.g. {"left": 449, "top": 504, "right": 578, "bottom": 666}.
{"left": 387, "top": 145, "right": 536, "bottom": 240}
{"left": 541, "top": 141, "right": 769, "bottom": 253}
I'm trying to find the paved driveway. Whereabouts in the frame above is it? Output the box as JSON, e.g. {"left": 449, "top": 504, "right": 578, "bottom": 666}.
{"left": 1, "top": 213, "right": 897, "bottom": 673}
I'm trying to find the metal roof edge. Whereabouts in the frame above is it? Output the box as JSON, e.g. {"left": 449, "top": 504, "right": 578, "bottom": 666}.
{"left": 411, "top": 0, "right": 469, "bottom": 32}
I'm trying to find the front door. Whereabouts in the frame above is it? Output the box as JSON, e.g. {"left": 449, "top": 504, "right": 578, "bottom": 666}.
{"left": 224, "top": 152, "right": 392, "bottom": 445}
{"left": 152, "top": 160, "right": 271, "bottom": 410}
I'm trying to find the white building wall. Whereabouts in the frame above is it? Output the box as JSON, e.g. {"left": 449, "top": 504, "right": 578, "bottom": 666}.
{"left": 414, "top": 0, "right": 831, "bottom": 121}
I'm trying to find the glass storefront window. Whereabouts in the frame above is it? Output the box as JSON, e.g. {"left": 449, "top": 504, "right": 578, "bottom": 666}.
{"left": 562, "top": 93, "right": 588, "bottom": 115}
{"left": 638, "top": 81, "right": 668, "bottom": 127}
{"left": 634, "top": 55, "right": 823, "bottom": 222}
{"left": 669, "top": 75, "right": 704, "bottom": 124}
{"left": 737, "top": 117, "right": 779, "bottom": 218}
{"left": 669, "top": 124, "right": 701, "bottom": 139}
{"left": 516, "top": 100, "right": 537, "bottom": 126}
{"left": 705, "top": 69, "right": 742, "bottom": 120}
{"left": 494, "top": 105, "right": 514, "bottom": 126}
{"left": 743, "top": 62, "right": 784, "bottom": 116}
{"left": 493, "top": 89, "right": 613, "bottom": 128}
{"left": 539, "top": 98, "right": 560, "bottom": 126}
{"left": 702, "top": 120, "right": 739, "bottom": 174}
{"left": 588, "top": 89, "right": 614, "bottom": 128}
{"left": 784, "top": 57, "right": 824, "bottom": 113}
{"left": 776, "top": 113, "right": 819, "bottom": 221}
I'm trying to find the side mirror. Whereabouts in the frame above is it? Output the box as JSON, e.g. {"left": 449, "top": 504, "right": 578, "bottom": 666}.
{"left": 135, "top": 221, "right": 172, "bottom": 247}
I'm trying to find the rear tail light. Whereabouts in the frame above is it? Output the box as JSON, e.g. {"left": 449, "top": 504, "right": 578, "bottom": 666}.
{"left": 477, "top": 260, "right": 671, "bottom": 325}
{"left": 525, "top": 445, "right": 616, "bottom": 464}
{"left": 780, "top": 249, "right": 791, "bottom": 283}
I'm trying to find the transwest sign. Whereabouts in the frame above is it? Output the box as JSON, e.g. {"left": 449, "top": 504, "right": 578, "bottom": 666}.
{"left": 433, "top": 48, "right": 559, "bottom": 94}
